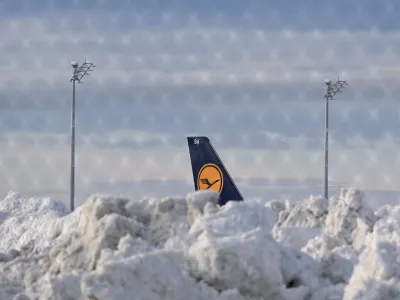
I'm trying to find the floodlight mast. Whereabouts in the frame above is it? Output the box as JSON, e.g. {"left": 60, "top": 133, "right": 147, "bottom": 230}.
{"left": 69, "top": 59, "right": 96, "bottom": 212}
{"left": 323, "top": 77, "right": 348, "bottom": 200}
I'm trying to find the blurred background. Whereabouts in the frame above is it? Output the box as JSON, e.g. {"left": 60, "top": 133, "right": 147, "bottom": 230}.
{"left": 1, "top": 0, "right": 400, "bottom": 209}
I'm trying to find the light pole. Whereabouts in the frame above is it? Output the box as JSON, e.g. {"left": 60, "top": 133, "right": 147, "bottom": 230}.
{"left": 69, "top": 59, "right": 96, "bottom": 212}
{"left": 323, "top": 77, "right": 348, "bottom": 200}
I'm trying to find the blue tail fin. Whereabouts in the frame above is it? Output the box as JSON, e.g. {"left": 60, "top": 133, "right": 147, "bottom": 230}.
{"left": 187, "top": 136, "right": 244, "bottom": 206}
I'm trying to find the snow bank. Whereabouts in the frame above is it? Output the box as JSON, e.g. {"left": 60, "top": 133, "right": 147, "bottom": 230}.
{"left": 0, "top": 191, "right": 70, "bottom": 254}
{"left": 343, "top": 204, "right": 400, "bottom": 300}
{"left": 0, "top": 187, "right": 398, "bottom": 300}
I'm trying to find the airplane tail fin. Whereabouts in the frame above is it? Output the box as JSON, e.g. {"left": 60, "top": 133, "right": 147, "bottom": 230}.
{"left": 187, "top": 136, "right": 243, "bottom": 206}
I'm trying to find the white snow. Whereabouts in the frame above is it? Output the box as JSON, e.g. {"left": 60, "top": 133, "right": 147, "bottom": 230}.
{"left": 0, "top": 187, "right": 398, "bottom": 300}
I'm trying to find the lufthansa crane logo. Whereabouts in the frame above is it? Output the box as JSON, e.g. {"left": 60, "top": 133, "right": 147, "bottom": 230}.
{"left": 197, "top": 163, "right": 224, "bottom": 194}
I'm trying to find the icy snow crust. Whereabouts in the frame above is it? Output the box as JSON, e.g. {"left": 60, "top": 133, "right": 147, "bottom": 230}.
{"left": 0, "top": 188, "right": 398, "bottom": 300}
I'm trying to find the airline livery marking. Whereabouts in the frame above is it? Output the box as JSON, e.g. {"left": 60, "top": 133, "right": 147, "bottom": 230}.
{"left": 197, "top": 163, "right": 224, "bottom": 194}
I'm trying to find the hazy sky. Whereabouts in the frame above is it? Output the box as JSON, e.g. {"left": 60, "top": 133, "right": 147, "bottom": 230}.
{"left": 1, "top": 0, "right": 400, "bottom": 205}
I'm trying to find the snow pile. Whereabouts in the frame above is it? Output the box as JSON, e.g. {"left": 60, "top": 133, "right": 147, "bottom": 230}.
{"left": 324, "top": 188, "right": 376, "bottom": 250}
{"left": 0, "top": 187, "right": 398, "bottom": 300}
{"left": 272, "top": 195, "right": 328, "bottom": 249}
{"left": 343, "top": 205, "right": 400, "bottom": 299}
{"left": 0, "top": 191, "right": 70, "bottom": 254}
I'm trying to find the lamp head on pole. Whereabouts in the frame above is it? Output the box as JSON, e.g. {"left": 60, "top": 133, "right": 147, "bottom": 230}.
{"left": 70, "top": 59, "right": 95, "bottom": 83}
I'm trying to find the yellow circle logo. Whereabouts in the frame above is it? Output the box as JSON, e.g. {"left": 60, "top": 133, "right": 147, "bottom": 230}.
{"left": 197, "top": 163, "right": 224, "bottom": 194}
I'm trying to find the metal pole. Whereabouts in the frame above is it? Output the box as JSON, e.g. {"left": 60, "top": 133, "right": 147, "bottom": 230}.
{"left": 70, "top": 78, "right": 76, "bottom": 212}
{"left": 322, "top": 78, "right": 348, "bottom": 200}
{"left": 324, "top": 83, "right": 330, "bottom": 200}
{"left": 69, "top": 60, "right": 95, "bottom": 212}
